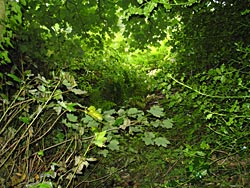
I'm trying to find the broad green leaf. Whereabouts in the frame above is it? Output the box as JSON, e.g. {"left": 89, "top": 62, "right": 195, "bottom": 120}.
{"left": 117, "top": 109, "right": 125, "bottom": 116}
{"left": 86, "top": 106, "right": 103, "bottom": 121}
{"left": 162, "top": 119, "right": 173, "bottom": 129}
{"left": 37, "top": 150, "right": 44, "bottom": 157}
{"left": 103, "top": 109, "right": 116, "bottom": 115}
{"left": 19, "top": 116, "right": 30, "bottom": 124}
{"left": 26, "top": 182, "right": 53, "bottom": 188}
{"left": 142, "top": 132, "right": 155, "bottom": 145}
{"left": 142, "top": 137, "right": 154, "bottom": 145}
{"left": 147, "top": 105, "right": 165, "bottom": 117}
{"left": 206, "top": 113, "right": 212, "bottom": 119}
{"left": 66, "top": 113, "right": 78, "bottom": 122}
{"left": 53, "top": 89, "right": 63, "bottom": 100}
{"left": 151, "top": 119, "right": 161, "bottom": 127}
{"left": 113, "top": 117, "right": 124, "bottom": 126}
{"left": 137, "top": 0, "right": 143, "bottom": 4}
{"left": 129, "top": 126, "right": 143, "bottom": 133}
{"left": 82, "top": 115, "right": 99, "bottom": 129}
{"left": 103, "top": 113, "right": 115, "bottom": 122}
{"left": 93, "top": 131, "right": 107, "bottom": 147}
{"left": 127, "top": 108, "right": 144, "bottom": 118}
{"left": 107, "top": 140, "right": 120, "bottom": 151}
{"left": 127, "top": 108, "right": 138, "bottom": 117}
{"left": 154, "top": 137, "right": 170, "bottom": 147}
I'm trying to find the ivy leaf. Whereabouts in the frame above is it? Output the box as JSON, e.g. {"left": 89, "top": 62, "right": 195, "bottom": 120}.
{"left": 127, "top": 108, "right": 139, "bottom": 118}
{"left": 103, "top": 109, "right": 116, "bottom": 115}
{"left": 103, "top": 114, "right": 115, "bottom": 122}
{"left": 162, "top": 119, "right": 173, "bottom": 129}
{"left": 154, "top": 137, "right": 170, "bottom": 147}
{"left": 117, "top": 109, "right": 125, "bottom": 116}
{"left": 147, "top": 105, "right": 165, "bottom": 117}
{"left": 151, "top": 119, "right": 161, "bottom": 127}
{"left": 93, "top": 131, "right": 107, "bottom": 147}
{"left": 66, "top": 113, "right": 78, "bottom": 122}
{"left": 129, "top": 126, "right": 143, "bottom": 133}
{"left": 86, "top": 106, "right": 103, "bottom": 121}
{"left": 107, "top": 140, "right": 120, "bottom": 151}
{"left": 142, "top": 132, "right": 155, "bottom": 145}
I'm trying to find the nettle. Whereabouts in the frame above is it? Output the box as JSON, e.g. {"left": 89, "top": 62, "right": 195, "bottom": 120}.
{"left": 0, "top": 70, "right": 173, "bottom": 187}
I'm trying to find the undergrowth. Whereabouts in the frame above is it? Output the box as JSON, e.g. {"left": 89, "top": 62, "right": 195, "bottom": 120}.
{"left": 0, "top": 1, "right": 249, "bottom": 187}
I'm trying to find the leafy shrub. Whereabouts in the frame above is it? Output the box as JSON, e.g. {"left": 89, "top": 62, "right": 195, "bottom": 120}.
{"left": 0, "top": 69, "right": 173, "bottom": 187}
{"left": 154, "top": 50, "right": 250, "bottom": 186}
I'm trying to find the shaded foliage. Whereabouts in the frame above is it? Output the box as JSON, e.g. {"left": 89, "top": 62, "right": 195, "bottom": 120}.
{"left": 1, "top": 0, "right": 250, "bottom": 187}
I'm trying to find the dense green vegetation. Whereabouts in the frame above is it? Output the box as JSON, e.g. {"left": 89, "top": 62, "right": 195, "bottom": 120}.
{"left": 0, "top": 0, "right": 250, "bottom": 187}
